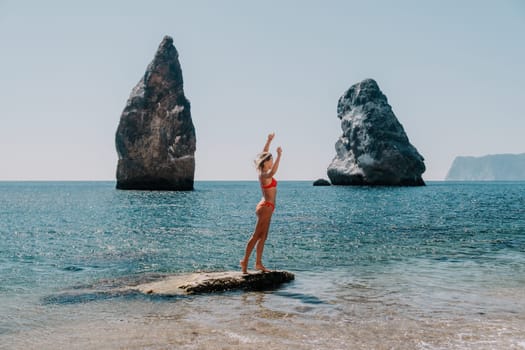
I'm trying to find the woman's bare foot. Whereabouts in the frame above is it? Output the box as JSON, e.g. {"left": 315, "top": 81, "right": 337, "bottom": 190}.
{"left": 255, "top": 264, "right": 270, "bottom": 272}
{"left": 240, "top": 260, "right": 248, "bottom": 274}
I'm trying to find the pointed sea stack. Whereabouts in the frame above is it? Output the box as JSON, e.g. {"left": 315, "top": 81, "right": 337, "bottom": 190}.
{"left": 327, "top": 79, "right": 425, "bottom": 186}
{"left": 116, "top": 36, "right": 196, "bottom": 190}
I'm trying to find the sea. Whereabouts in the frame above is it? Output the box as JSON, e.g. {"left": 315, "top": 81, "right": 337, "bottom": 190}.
{"left": 0, "top": 181, "right": 524, "bottom": 349}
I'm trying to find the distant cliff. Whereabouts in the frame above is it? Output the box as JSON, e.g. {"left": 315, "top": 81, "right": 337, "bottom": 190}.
{"left": 446, "top": 153, "right": 525, "bottom": 181}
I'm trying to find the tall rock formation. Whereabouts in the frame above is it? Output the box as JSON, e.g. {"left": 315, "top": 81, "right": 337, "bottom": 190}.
{"left": 327, "top": 79, "right": 425, "bottom": 186}
{"left": 116, "top": 36, "right": 196, "bottom": 190}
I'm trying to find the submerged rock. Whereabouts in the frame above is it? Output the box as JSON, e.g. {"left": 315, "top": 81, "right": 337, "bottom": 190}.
{"left": 135, "top": 270, "right": 295, "bottom": 295}
{"left": 115, "top": 35, "right": 196, "bottom": 190}
{"left": 327, "top": 79, "right": 425, "bottom": 186}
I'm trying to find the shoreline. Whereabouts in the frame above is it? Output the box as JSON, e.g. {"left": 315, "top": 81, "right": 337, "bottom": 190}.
{"left": 3, "top": 287, "right": 525, "bottom": 350}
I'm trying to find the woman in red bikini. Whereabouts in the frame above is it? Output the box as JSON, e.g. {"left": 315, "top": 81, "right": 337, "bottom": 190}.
{"left": 240, "top": 133, "right": 282, "bottom": 274}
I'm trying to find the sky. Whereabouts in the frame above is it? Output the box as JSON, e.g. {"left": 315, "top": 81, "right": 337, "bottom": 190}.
{"left": 1, "top": 0, "right": 524, "bottom": 181}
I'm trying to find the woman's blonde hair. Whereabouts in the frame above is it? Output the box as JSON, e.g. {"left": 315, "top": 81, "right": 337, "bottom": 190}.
{"left": 254, "top": 152, "right": 272, "bottom": 171}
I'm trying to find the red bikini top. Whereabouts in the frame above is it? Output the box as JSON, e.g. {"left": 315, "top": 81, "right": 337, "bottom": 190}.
{"left": 261, "top": 177, "right": 277, "bottom": 189}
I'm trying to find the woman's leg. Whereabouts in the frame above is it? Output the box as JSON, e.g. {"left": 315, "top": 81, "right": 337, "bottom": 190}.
{"left": 240, "top": 230, "right": 259, "bottom": 273}
{"left": 240, "top": 207, "right": 272, "bottom": 273}
{"left": 254, "top": 218, "right": 271, "bottom": 272}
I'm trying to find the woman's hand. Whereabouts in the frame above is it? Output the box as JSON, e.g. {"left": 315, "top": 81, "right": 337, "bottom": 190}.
{"left": 276, "top": 146, "right": 282, "bottom": 156}
{"left": 267, "top": 133, "right": 275, "bottom": 142}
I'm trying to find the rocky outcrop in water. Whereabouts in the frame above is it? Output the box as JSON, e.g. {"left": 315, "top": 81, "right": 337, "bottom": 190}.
{"left": 136, "top": 271, "right": 295, "bottom": 295}
{"left": 313, "top": 178, "right": 331, "bottom": 186}
{"left": 115, "top": 36, "right": 196, "bottom": 190}
{"left": 446, "top": 153, "right": 525, "bottom": 181}
{"left": 327, "top": 79, "right": 425, "bottom": 186}
{"left": 43, "top": 271, "right": 295, "bottom": 303}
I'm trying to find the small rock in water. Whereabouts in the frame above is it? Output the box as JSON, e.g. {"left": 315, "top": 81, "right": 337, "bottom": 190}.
{"left": 313, "top": 178, "right": 331, "bottom": 186}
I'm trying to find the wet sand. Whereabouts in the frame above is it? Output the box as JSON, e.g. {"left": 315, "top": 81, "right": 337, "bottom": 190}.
{"left": 3, "top": 290, "right": 525, "bottom": 350}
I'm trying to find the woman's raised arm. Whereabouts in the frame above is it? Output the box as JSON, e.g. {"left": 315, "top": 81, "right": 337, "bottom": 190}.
{"left": 263, "top": 133, "right": 275, "bottom": 152}
{"left": 268, "top": 146, "right": 282, "bottom": 177}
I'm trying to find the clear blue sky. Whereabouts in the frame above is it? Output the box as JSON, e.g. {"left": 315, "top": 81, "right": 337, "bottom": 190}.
{"left": 1, "top": 0, "right": 524, "bottom": 181}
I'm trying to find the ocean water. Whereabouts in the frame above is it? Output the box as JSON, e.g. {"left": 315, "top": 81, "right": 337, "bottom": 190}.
{"left": 0, "top": 181, "right": 524, "bottom": 349}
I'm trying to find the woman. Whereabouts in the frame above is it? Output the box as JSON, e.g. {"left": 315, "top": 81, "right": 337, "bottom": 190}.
{"left": 240, "top": 133, "right": 282, "bottom": 274}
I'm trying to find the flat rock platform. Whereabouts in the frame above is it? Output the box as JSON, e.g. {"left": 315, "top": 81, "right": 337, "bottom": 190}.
{"left": 134, "top": 270, "right": 295, "bottom": 296}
